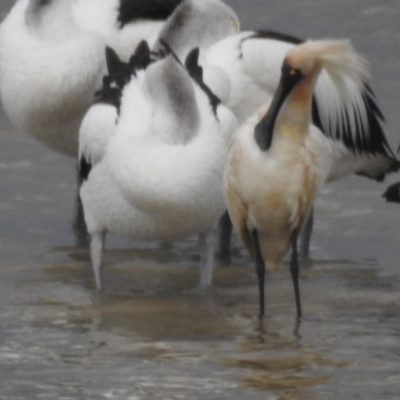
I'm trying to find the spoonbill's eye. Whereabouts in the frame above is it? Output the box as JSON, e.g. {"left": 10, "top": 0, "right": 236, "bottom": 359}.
{"left": 230, "top": 17, "right": 239, "bottom": 32}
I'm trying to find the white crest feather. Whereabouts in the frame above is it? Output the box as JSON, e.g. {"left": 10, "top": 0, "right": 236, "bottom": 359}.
{"left": 294, "top": 39, "right": 370, "bottom": 95}
{"left": 311, "top": 40, "right": 369, "bottom": 96}
{"left": 288, "top": 39, "right": 373, "bottom": 150}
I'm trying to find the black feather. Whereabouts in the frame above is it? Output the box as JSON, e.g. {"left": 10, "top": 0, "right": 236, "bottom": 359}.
{"left": 157, "top": 39, "right": 184, "bottom": 66}
{"left": 383, "top": 182, "right": 400, "bottom": 203}
{"left": 185, "top": 47, "right": 221, "bottom": 115}
{"left": 129, "top": 40, "right": 153, "bottom": 70}
{"left": 250, "top": 30, "right": 303, "bottom": 45}
{"left": 79, "top": 156, "right": 92, "bottom": 183}
{"left": 94, "top": 47, "right": 135, "bottom": 111}
{"left": 118, "top": 0, "right": 184, "bottom": 27}
{"left": 185, "top": 47, "right": 203, "bottom": 82}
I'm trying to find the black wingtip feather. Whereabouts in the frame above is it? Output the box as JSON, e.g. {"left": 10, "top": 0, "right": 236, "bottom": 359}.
{"left": 79, "top": 156, "right": 92, "bottom": 183}
{"left": 129, "top": 40, "right": 153, "bottom": 70}
{"left": 105, "top": 46, "right": 123, "bottom": 76}
{"left": 158, "top": 39, "right": 184, "bottom": 67}
{"left": 251, "top": 30, "right": 303, "bottom": 45}
{"left": 96, "top": 44, "right": 151, "bottom": 111}
{"left": 184, "top": 47, "right": 221, "bottom": 115}
{"left": 185, "top": 47, "right": 202, "bottom": 82}
{"left": 383, "top": 182, "right": 400, "bottom": 203}
{"left": 118, "top": 0, "right": 184, "bottom": 27}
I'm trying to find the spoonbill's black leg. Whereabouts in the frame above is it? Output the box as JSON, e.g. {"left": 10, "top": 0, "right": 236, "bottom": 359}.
{"left": 290, "top": 230, "right": 302, "bottom": 318}
{"left": 252, "top": 230, "right": 265, "bottom": 318}
{"left": 299, "top": 207, "right": 313, "bottom": 261}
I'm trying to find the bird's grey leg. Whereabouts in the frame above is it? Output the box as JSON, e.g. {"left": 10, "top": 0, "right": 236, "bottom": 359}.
{"left": 198, "top": 230, "right": 215, "bottom": 289}
{"left": 299, "top": 207, "right": 314, "bottom": 261}
{"left": 215, "top": 210, "right": 233, "bottom": 265}
{"left": 90, "top": 231, "right": 106, "bottom": 291}
{"left": 252, "top": 230, "right": 265, "bottom": 318}
{"left": 72, "top": 191, "right": 89, "bottom": 247}
{"left": 290, "top": 229, "right": 302, "bottom": 318}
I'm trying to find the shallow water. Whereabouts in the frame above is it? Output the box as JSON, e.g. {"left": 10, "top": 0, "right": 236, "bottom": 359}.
{"left": 1, "top": 0, "right": 400, "bottom": 399}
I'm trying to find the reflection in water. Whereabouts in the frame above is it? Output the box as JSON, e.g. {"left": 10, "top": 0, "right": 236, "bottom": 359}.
{"left": 38, "top": 240, "right": 400, "bottom": 398}
{"left": 88, "top": 296, "right": 238, "bottom": 341}
{"left": 256, "top": 318, "right": 268, "bottom": 344}
{"left": 253, "top": 317, "right": 302, "bottom": 345}
{"left": 293, "top": 318, "right": 302, "bottom": 343}
{"left": 1, "top": 232, "right": 400, "bottom": 399}
{"left": 221, "top": 318, "right": 349, "bottom": 398}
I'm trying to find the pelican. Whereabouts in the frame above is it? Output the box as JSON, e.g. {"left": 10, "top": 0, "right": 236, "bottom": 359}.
{"left": 224, "top": 39, "right": 371, "bottom": 317}
{"left": 79, "top": 45, "right": 238, "bottom": 290}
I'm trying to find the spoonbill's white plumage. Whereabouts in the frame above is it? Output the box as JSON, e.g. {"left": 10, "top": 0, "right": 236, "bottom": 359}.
{"left": 224, "top": 39, "right": 371, "bottom": 317}
{"left": 79, "top": 45, "right": 237, "bottom": 290}
{"left": 0, "top": 0, "right": 184, "bottom": 156}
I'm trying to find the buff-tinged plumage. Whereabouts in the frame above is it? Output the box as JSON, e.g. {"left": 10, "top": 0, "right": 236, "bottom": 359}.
{"left": 225, "top": 104, "right": 323, "bottom": 272}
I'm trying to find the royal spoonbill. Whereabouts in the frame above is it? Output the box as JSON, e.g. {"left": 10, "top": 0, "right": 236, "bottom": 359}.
{"left": 79, "top": 44, "right": 238, "bottom": 291}
{"left": 224, "top": 39, "right": 371, "bottom": 317}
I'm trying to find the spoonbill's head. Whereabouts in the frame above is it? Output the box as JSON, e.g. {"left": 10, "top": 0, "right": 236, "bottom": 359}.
{"left": 254, "top": 39, "right": 370, "bottom": 152}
